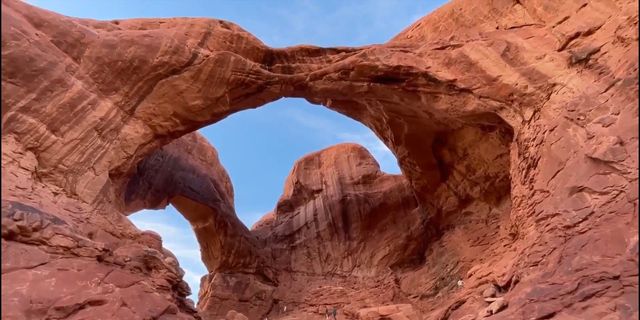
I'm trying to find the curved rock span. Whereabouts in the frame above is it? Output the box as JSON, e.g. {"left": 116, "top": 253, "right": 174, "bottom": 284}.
{"left": 2, "top": 0, "right": 638, "bottom": 319}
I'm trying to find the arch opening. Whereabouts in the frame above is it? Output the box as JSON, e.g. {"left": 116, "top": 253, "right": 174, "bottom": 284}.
{"left": 121, "top": 93, "right": 515, "bottom": 318}
{"left": 123, "top": 98, "right": 405, "bottom": 302}
{"left": 2, "top": 0, "right": 520, "bottom": 317}
{"left": 128, "top": 206, "right": 206, "bottom": 302}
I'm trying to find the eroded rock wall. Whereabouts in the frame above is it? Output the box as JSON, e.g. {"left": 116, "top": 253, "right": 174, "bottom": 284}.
{"left": 1, "top": 135, "right": 199, "bottom": 319}
{"left": 256, "top": 143, "right": 427, "bottom": 274}
{"left": 123, "top": 132, "right": 267, "bottom": 275}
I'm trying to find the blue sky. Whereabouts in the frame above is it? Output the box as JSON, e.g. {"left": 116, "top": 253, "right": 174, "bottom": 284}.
{"left": 28, "top": 0, "right": 448, "bottom": 301}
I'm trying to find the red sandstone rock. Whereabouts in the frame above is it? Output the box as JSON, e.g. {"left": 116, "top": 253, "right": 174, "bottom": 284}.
{"left": 257, "top": 143, "right": 425, "bottom": 273}
{"left": 124, "top": 132, "right": 267, "bottom": 275}
{"left": 251, "top": 211, "right": 275, "bottom": 235}
{"left": 225, "top": 310, "right": 249, "bottom": 320}
{"left": 1, "top": 200, "right": 197, "bottom": 319}
{"left": 2, "top": 0, "right": 638, "bottom": 319}
{"left": 356, "top": 304, "right": 420, "bottom": 320}
{"left": 200, "top": 144, "right": 425, "bottom": 319}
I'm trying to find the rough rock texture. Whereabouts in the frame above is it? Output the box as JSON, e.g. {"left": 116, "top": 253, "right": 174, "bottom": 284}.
{"left": 1, "top": 164, "right": 199, "bottom": 318}
{"left": 123, "top": 132, "right": 267, "bottom": 275}
{"left": 2, "top": 0, "right": 638, "bottom": 319}
{"left": 356, "top": 304, "right": 421, "bottom": 320}
{"left": 205, "top": 143, "right": 426, "bottom": 319}
{"left": 257, "top": 143, "right": 426, "bottom": 273}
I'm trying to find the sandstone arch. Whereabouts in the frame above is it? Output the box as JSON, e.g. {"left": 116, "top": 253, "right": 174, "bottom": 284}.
{"left": 123, "top": 132, "right": 265, "bottom": 275}
{"left": 3, "top": 0, "right": 519, "bottom": 208}
{"left": 2, "top": 0, "right": 637, "bottom": 319}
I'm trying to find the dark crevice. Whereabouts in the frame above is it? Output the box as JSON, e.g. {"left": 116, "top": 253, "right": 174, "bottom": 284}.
{"left": 371, "top": 74, "right": 409, "bottom": 85}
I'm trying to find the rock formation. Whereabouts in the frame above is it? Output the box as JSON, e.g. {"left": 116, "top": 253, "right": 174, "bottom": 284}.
{"left": 123, "top": 132, "right": 266, "bottom": 275}
{"left": 2, "top": 137, "right": 200, "bottom": 319}
{"left": 205, "top": 143, "right": 427, "bottom": 319}
{"left": 2, "top": 0, "right": 638, "bottom": 319}
{"left": 256, "top": 143, "right": 426, "bottom": 273}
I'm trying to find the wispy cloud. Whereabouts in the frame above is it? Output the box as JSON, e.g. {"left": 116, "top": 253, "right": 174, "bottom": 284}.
{"left": 285, "top": 108, "right": 339, "bottom": 133}
{"left": 238, "top": 210, "right": 272, "bottom": 229}
{"left": 260, "top": 0, "right": 444, "bottom": 47}
{"left": 131, "top": 218, "right": 182, "bottom": 236}
{"left": 183, "top": 268, "right": 204, "bottom": 293}
{"left": 129, "top": 208, "right": 207, "bottom": 302}
{"left": 285, "top": 109, "right": 401, "bottom": 174}
{"left": 335, "top": 131, "right": 400, "bottom": 174}
{"left": 163, "top": 241, "right": 202, "bottom": 263}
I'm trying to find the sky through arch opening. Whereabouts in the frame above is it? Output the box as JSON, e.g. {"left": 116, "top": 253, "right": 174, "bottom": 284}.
{"left": 129, "top": 98, "right": 402, "bottom": 302}
{"left": 24, "top": 0, "right": 450, "bottom": 305}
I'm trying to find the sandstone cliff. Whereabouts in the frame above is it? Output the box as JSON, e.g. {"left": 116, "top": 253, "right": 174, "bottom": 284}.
{"left": 2, "top": 0, "right": 638, "bottom": 319}
{"left": 256, "top": 143, "right": 426, "bottom": 274}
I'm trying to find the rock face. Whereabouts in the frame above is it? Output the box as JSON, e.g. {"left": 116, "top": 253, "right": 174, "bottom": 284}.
{"left": 1, "top": 174, "right": 199, "bottom": 318}
{"left": 123, "top": 132, "right": 266, "bottom": 275}
{"left": 356, "top": 304, "right": 421, "bottom": 320}
{"left": 2, "top": 0, "right": 638, "bottom": 319}
{"left": 256, "top": 143, "right": 426, "bottom": 273}
{"left": 201, "top": 144, "right": 427, "bottom": 319}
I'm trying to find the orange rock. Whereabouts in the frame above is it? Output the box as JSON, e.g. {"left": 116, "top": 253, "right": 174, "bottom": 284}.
{"left": 257, "top": 143, "right": 426, "bottom": 274}
{"left": 356, "top": 304, "right": 420, "bottom": 320}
